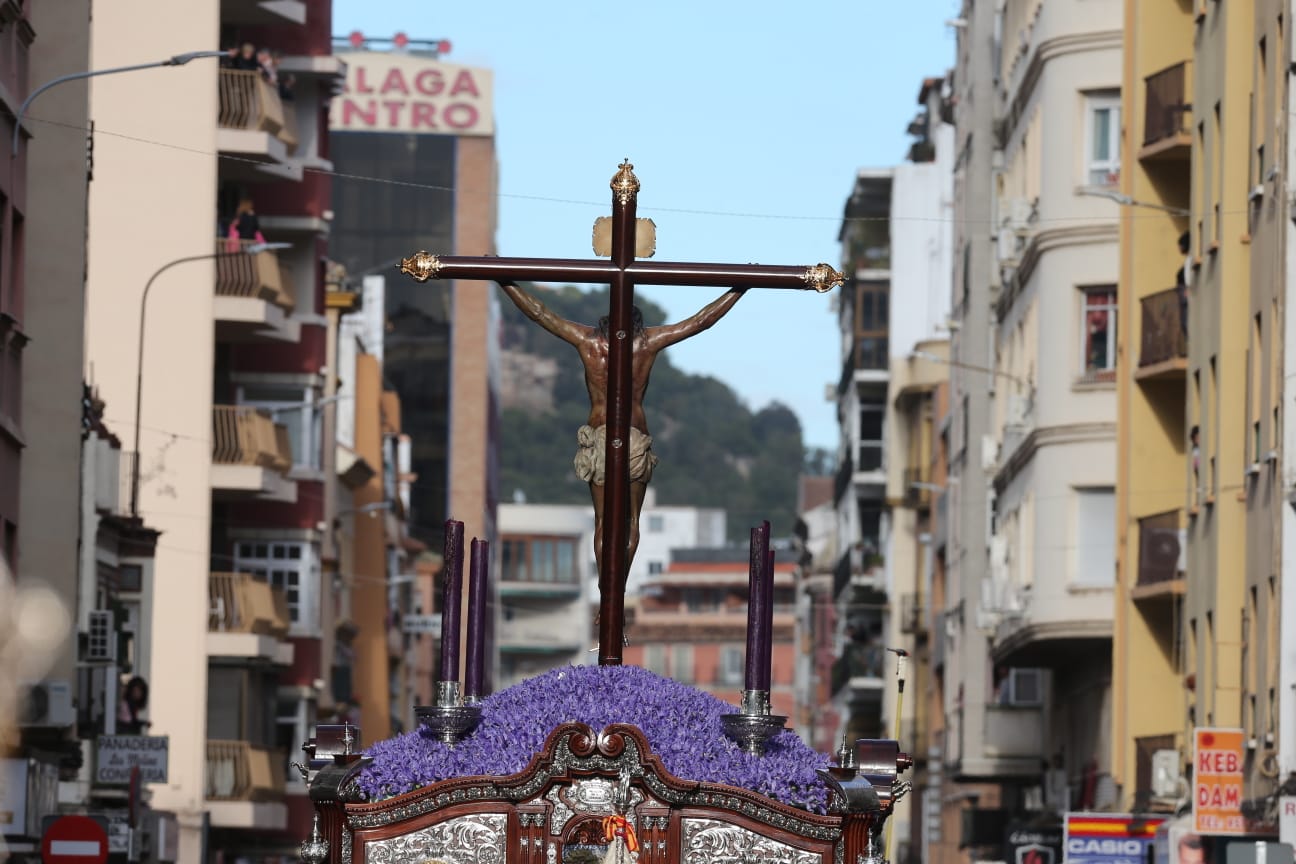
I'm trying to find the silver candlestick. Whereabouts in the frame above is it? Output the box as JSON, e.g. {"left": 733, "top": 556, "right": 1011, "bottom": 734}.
{"left": 415, "top": 680, "right": 482, "bottom": 744}
{"left": 721, "top": 689, "right": 786, "bottom": 756}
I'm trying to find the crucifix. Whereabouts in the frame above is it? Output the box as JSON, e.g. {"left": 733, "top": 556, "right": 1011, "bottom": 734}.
{"left": 400, "top": 159, "right": 843, "bottom": 666}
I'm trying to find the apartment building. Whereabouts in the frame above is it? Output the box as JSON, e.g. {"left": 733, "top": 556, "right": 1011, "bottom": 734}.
{"left": 794, "top": 475, "right": 838, "bottom": 753}
{"left": 78, "top": 1, "right": 352, "bottom": 859}
{"left": 832, "top": 170, "right": 893, "bottom": 745}
{"left": 496, "top": 502, "right": 595, "bottom": 688}
{"left": 1115, "top": 0, "right": 1289, "bottom": 848}
{"left": 985, "top": 0, "right": 1122, "bottom": 815}
{"left": 624, "top": 548, "right": 799, "bottom": 719}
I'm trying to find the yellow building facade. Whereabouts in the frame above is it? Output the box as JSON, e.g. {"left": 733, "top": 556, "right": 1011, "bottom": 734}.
{"left": 1116, "top": 0, "right": 1286, "bottom": 823}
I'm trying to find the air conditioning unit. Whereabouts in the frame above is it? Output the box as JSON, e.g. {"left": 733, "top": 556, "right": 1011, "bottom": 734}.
{"left": 1140, "top": 527, "right": 1183, "bottom": 583}
{"left": 84, "top": 610, "right": 116, "bottom": 663}
{"left": 1004, "top": 668, "right": 1043, "bottom": 706}
{"left": 1151, "top": 749, "right": 1182, "bottom": 799}
{"left": 19, "top": 680, "right": 74, "bottom": 728}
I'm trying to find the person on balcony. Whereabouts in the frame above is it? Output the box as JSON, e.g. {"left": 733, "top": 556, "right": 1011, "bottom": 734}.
{"left": 1175, "top": 231, "right": 1191, "bottom": 339}
{"left": 230, "top": 42, "right": 259, "bottom": 73}
{"left": 226, "top": 198, "right": 265, "bottom": 253}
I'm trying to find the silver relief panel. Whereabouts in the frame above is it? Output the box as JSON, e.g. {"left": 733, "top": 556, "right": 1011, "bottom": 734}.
{"left": 681, "top": 818, "right": 822, "bottom": 864}
{"left": 364, "top": 813, "right": 507, "bottom": 864}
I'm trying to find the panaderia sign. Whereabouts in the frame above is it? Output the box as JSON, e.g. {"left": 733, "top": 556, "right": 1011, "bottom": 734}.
{"left": 330, "top": 52, "right": 494, "bottom": 136}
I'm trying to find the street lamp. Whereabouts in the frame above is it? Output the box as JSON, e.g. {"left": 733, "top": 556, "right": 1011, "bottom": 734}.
{"left": 1078, "top": 187, "right": 1190, "bottom": 216}
{"left": 12, "top": 51, "right": 226, "bottom": 156}
{"left": 911, "top": 349, "right": 1029, "bottom": 387}
{"left": 130, "top": 242, "right": 292, "bottom": 516}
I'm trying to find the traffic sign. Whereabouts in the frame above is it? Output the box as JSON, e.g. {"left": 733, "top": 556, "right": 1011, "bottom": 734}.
{"left": 41, "top": 815, "right": 108, "bottom": 864}
{"left": 402, "top": 614, "right": 441, "bottom": 636}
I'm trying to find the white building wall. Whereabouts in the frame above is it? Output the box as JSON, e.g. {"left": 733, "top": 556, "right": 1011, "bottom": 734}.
{"left": 85, "top": 3, "right": 220, "bottom": 860}
{"left": 889, "top": 122, "right": 955, "bottom": 357}
{"left": 625, "top": 488, "right": 727, "bottom": 594}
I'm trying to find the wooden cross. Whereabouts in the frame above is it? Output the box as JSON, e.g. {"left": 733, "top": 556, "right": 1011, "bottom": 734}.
{"left": 399, "top": 159, "right": 843, "bottom": 666}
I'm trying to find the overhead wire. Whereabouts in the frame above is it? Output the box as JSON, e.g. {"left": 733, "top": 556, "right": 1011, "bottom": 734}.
{"left": 21, "top": 110, "right": 1224, "bottom": 229}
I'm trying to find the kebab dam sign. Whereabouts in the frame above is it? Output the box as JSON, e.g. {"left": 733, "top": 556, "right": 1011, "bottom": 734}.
{"left": 331, "top": 52, "right": 494, "bottom": 136}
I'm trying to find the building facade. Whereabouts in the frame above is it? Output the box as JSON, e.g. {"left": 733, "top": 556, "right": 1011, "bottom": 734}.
{"left": 496, "top": 502, "right": 595, "bottom": 688}
{"left": 624, "top": 548, "right": 799, "bottom": 721}
{"left": 984, "top": 0, "right": 1121, "bottom": 816}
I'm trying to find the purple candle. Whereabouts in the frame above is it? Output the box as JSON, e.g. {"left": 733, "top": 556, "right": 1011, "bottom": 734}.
{"left": 745, "top": 521, "right": 771, "bottom": 691}
{"left": 465, "top": 538, "right": 489, "bottom": 700}
{"left": 439, "top": 520, "right": 465, "bottom": 683}
{"left": 761, "top": 546, "right": 775, "bottom": 691}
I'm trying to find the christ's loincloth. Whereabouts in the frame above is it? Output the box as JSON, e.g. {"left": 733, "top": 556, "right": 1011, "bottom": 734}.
{"left": 574, "top": 424, "right": 658, "bottom": 486}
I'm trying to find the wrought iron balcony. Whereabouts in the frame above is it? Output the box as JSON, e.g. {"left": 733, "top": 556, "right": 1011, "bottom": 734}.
{"left": 217, "top": 68, "right": 298, "bottom": 154}
{"left": 1138, "top": 510, "right": 1185, "bottom": 588}
{"left": 215, "top": 239, "right": 294, "bottom": 310}
{"left": 1142, "top": 61, "right": 1192, "bottom": 155}
{"left": 1138, "top": 287, "right": 1187, "bottom": 374}
{"left": 208, "top": 572, "right": 290, "bottom": 636}
{"left": 206, "top": 740, "right": 286, "bottom": 802}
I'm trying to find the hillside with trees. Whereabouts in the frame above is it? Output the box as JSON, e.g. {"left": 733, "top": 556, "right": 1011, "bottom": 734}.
{"left": 496, "top": 284, "right": 818, "bottom": 540}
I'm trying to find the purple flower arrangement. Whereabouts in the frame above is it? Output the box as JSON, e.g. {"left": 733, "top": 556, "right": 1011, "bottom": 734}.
{"left": 358, "top": 664, "right": 832, "bottom": 812}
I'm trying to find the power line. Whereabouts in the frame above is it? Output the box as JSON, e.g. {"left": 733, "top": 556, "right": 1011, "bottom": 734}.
{"left": 23, "top": 110, "right": 1221, "bottom": 229}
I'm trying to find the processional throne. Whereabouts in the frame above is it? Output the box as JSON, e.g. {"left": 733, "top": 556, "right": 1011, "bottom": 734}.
{"left": 292, "top": 161, "right": 912, "bottom": 864}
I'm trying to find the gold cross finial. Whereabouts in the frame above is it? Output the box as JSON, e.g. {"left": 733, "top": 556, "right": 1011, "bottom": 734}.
{"left": 611, "top": 159, "right": 640, "bottom": 206}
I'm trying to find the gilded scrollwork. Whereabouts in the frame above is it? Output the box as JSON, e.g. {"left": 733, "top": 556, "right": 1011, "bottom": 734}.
{"left": 802, "top": 263, "right": 846, "bottom": 293}
{"left": 399, "top": 251, "right": 442, "bottom": 283}
{"left": 364, "top": 813, "right": 507, "bottom": 864}
{"left": 610, "top": 160, "right": 641, "bottom": 206}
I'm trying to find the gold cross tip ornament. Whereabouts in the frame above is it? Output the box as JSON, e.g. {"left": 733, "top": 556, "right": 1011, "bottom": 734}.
{"left": 804, "top": 263, "right": 846, "bottom": 293}
{"left": 399, "top": 251, "right": 442, "bottom": 282}
{"left": 611, "top": 159, "right": 641, "bottom": 206}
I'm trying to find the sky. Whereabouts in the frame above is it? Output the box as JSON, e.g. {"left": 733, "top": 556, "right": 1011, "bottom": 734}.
{"left": 334, "top": 0, "right": 960, "bottom": 451}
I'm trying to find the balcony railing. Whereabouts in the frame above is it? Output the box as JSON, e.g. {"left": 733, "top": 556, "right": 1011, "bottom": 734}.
{"left": 209, "top": 572, "right": 290, "bottom": 636}
{"left": 902, "top": 467, "right": 930, "bottom": 507}
{"left": 831, "top": 642, "right": 886, "bottom": 695}
{"left": 211, "top": 406, "right": 292, "bottom": 473}
{"left": 899, "top": 592, "right": 925, "bottom": 635}
{"left": 1139, "top": 288, "right": 1187, "bottom": 368}
{"left": 217, "top": 69, "right": 297, "bottom": 152}
{"left": 1138, "top": 510, "right": 1184, "bottom": 586}
{"left": 206, "top": 740, "right": 286, "bottom": 802}
{"left": 1143, "top": 61, "right": 1192, "bottom": 148}
{"left": 215, "top": 239, "right": 294, "bottom": 310}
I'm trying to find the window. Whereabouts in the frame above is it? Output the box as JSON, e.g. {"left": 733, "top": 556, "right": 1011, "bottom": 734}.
{"left": 671, "top": 645, "right": 694, "bottom": 684}
{"left": 646, "top": 514, "right": 664, "bottom": 533}
{"left": 859, "top": 405, "right": 884, "bottom": 471}
{"left": 499, "top": 535, "right": 580, "bottom": 584}
{"left": 1074, "top": 488, "right": 1116, "bottom": 586}
{"left": 1080, "top": 288, "right": 1117, "bottom": 380}
{"left": 718, "top": 645, "right": 744, "bottom": 686}
{"left": 1086, "top": 92, "right": 1121, "bottom": 187}
{"left": 643, "top": 644, "right": 666, "bottom": 675}
{"left": 647, "top": 560, "right": 664, "bottom": 575}
{"left": 234, "top": 540, "right": 319, "bottom": 632}
{"left": 238, "top": 384, "right": 322, "bottom": 471}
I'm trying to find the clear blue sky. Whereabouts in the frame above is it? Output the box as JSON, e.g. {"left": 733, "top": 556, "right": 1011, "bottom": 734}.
{"left": 334, "top": 0, "right": 959, "bottom": 451}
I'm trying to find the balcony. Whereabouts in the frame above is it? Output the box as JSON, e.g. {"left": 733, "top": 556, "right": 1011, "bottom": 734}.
{"left": 902, "top": 466, "right": 930, "bottom": 508}
{"left": 831, "top": 642, "right": 885, "bottom": 702}
{"left": 207, "top": 572, "right": 294, "bottom": 663}
{"left": 210, "top": 406, "right": 296, "bottom": 502}
{"left": 899, "top": 592, "right": 926, "bottom": 635}
{"left": 214, "top": 239, "right": 298, "bottom": 341}
{"left": 1135, "top": 288, "right": 1187, "bottom": 381}
{"left": 1140, "top": 61, "right": 1192, "bottom": 161}
{"left": 498, "top": 617, "right": 586, "bottom": 655}
{"left": 1134, "top": 510, "right": 1186, "bottom": 602}
{"left": 983, "top": 704, "right": 1045, "bottom": 762}
{"left": 499, "top": 575, "right": 581, "bottom": 600}
{"left": 217, "top": 69, "right": 298, "bottom": 169}
{"left": 205, "top": 740, "right": 287, "bottom": 829}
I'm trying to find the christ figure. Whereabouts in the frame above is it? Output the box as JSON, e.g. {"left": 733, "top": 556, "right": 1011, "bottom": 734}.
{"left": 498, "top": 281, "right": 747, "bottom": 590}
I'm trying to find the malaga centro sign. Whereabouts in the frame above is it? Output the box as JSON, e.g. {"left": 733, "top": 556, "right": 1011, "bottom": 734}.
{"left": 331, "top": 52, "right": 494, "bottom": 136}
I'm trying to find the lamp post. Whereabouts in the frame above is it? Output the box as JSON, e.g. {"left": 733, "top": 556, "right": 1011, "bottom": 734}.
{"left": 130, "top": 242, "right": 292, "bottom": 517}
{"left": 1078, "top": 186, "right": 1190, "bottom": 216}
{"left": 911, "top": 349, "right": 1029, "bottom": 387}
{"left": 12, "top": 50, "right": 226, "bottom": 157}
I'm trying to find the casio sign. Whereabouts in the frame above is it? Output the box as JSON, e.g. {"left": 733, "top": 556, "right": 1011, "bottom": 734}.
{"left": 1068, "top": 839, "right": 1145, "bottom": 856}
